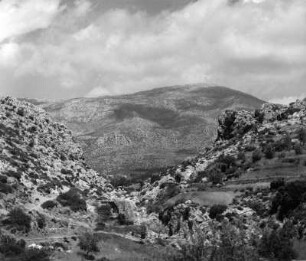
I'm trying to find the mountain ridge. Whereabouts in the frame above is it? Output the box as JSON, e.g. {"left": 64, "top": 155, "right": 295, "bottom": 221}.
{"left": 32, "top": 84, "right": 265, "bottom": 179}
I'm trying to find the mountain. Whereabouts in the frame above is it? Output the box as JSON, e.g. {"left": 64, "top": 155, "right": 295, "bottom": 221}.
{"left": 40, "top": 84, "right": 265, "bottom": 179}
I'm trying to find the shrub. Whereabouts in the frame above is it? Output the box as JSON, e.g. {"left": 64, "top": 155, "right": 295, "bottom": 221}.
{"left": 0, "top": 183, "right": 13, "bottom": 194}
{"left": 209, "top": 205, "right": 227, "bottom": 220}
{"left": 270, "top": 179, "right": 285, "bottom": 191}
{"left": 245, "top": 145, "right": 256, "bottom": 152}
{"left": 264, "top": 144, "right": 274, "bottom": 159}
{"left": 209, "top": 170, "right": 224, "bottom": 185}
{"left": 78, "top": 232, "right": 99, "bottom": 256}
{"left": 118, "top": 213, "right": 133, "bottom": 225}
{"left": 0, "top": 175, "right": 7, "bottom": 183}
{"left": 0, "top": 234, "right": 25, "bottom": 257}
{"left": 254, "top": 109, "right": 264, "bottom": 123}
{"left": 7, "top": 208, "right": 31, "bottom": 233}
{"left": 173, "top": 222, "right": 260, "bottom": 261}
{"left": 270, "top": 180, "right": 306, "bottom": 220}
{"left": 22, "top": 247, "right": 51, "bottom": 261}
{"left": 294, "top": 144, "right": 303, "bottom": 155}
{"left": 237, "top": 152, "right": 246, "bottom": 162}
{"left": 41, "top": 200, "right": 57, "bottom": 210}
{"left": 57, "top": 188, "right": 87, "bottom": 212}
{"left": 258, "top": 222, "right": 297, "bottom": 261}
{"left": 297, "top": 127, "right": 306, "bottom": 145}
{"left": 17, "top": 108, "right": 25, "bottom": 117}
{"left": 252, "top": 149, "right": 262, "bottom": 162}
{"left": 36, "top": 214, "right": 47, "bottom": 229}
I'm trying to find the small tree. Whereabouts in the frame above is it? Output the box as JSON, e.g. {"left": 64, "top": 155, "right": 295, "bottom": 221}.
{"left": 252, "top": 149, "right": 262, "bottom": 163}
{"left": 297, "top": 127, "right": 306, "bottom": 146}
{"left": 7, "top": 208, "right": 31, "bottom": 233}
{"left": 264, "top": 144, "right": 274, "bottom": 159}
{"left": 78, "top": 232, "right": 99, "bottom": 257}
{"left": 209, "top": 205, "right": 228, "bottom": 220}
{"left": 294, "top": 144, "right": 303, "bottom": 155}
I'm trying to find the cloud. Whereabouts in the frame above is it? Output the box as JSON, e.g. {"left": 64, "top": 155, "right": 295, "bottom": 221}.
{"left": 0, "top": 0, "right": 62, "bottom": 43}
{"left": 0, "top": 0, "right": 306, "bottom": 100}
{"left": 269, "top": 94, "right": 306, "bottom": 105}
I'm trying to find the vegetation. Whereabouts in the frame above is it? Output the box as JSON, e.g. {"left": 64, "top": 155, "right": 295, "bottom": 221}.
{"left": 209, "top": 205, "right": 227, "bottom": 220}
{"left": 0, "top": 233, "right": 51, "bottom": 261}
{"left": 57, "top": 188, "right": 87, "bottom": 212}
{"left": 252, "top": 149, "right": 262, "bottom": 162}
{"left": 264, "top": 144, "right": 275, "bottom": 159}
{"left": 270, "top": 180, "right": 306, "bottom": 220}
{"left": 6, "top": 208, "right": 31, "bottom": 233}
{"left": 78, "top": 232, "right": 99, "bottom": 257}
{"left": 258, "top": 222, "right": 297, "bottom": 261}
{"left": 172, "top": 222, "right": 260, "bottom": 261}
{"left": 41, "top": 200, "right": 57, "bottom": 210}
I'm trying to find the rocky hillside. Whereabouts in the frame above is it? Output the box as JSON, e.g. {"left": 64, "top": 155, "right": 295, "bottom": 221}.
{"left": 0, "top": 96, "right": 114, "bottom": 219}
{"left": 38, "top": 84, "right": 264, "bottom": 179}
{"left": 141, "top": 99, "right": 306, "bottom": 203}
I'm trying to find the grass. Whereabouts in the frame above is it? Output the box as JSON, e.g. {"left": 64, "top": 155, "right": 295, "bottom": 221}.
{"left": 54, "top": 233, "right": 173, "bottom": 261}
{"left": 164, "top": 191, "right": 237, "bottom": 208}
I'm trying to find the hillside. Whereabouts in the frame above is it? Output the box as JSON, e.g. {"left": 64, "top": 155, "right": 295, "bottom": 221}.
{"left": 1, "top": 95, "right": 306, "bottom": 261}
{"left": 39, "top": 84, "right": 264, "bottom": 179}
{"left": 136, "top": 98, "right": 306, "bottom": 260}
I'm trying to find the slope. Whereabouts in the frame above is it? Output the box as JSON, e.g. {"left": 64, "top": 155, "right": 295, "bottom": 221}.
{"left": 41, "top": 84, "right": 265, "bottom": 179}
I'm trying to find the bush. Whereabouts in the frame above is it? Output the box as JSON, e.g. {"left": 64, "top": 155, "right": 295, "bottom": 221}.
{"left": 0, "top": 183, "right": 13, "bottom": 194}
{"left": 209, "top": 205, "right": 227, "bottom": 220}
{"left": 22, "top": 247, "right": 51, "bottom": 261}
{"left": 57, "top": 188, "right": 87, "bottom": 212}
{"left": 294, "top": 144, "right": 303, "bottom": 155}
{"left": 78, "top": 232, "right": 99, "bottom": 256}
{"left": 7, "top": 208, "right": 31, "bottom": 233}
{"left": 270, "top": 180, "right": 306, "bottom": 220}
{"left": 0, "top": 234, "right": 25, "bottom": 257}
{"left": 254, "top": 109, "right": 264, "bottom": 123}
{"left": 264, "top": 144, "right": 274, "bottom": 159}
{"left": 36, "top": 214, "right": 46, "bottom": 229}
{"left": 297, "top": 127, "right": 306, "bottom": 145}
{"left": 209, "top": 170, "right": 224, "bottom": 185}
{"left": 173, "top": 222, "right": 260, "bottom": 261}
{"left": 252, "top": 149, "right": 262, "bottom": 162}
{"left": 258, "top": 222, "right": 297, "bottom": 261}
{"left": 237, "top": 152, "right": 246, "bottom": 162}
{"left": 270, "top": 179, "right": 285, "bottom": 191}
{"left": 41, "top": 200, "right": 57, "bottom": 210}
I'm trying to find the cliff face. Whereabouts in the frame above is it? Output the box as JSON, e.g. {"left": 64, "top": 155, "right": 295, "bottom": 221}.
{"left": 39, "top": 85, "right": 264, "bottom": 178}
{"left": 0, "top": 96, "right": 109, "bottom": 213}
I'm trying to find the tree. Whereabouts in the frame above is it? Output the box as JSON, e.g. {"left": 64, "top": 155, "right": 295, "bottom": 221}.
{"left": 7, "top": 208, "right": 31, "bottom": 233}
{"left": 264, "top": 144, "right": 274, "bottom": 159}
{"left": 297, "top": 127, "right": 306, "bottom": 146}
{"left": 78, "top": 232, "right": 99, "bottom": 257}
{"left": 252, "top": 149, "right": 262, "bottom": 163}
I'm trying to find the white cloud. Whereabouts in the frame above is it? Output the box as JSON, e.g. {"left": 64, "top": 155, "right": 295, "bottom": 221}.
{"left": 269, "top": 94, "right": 306, "bottom": 105}
{"left": 1, "top": 0, "right": 306, "bottom": 100}
{"left": 0, "top": 42, "right": 20, "bottom": 66}
{"left": 0, "top": 0, "right": 61, "bottom": 43}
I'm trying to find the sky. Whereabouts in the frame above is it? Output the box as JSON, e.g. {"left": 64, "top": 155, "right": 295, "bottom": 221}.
{"left": 0, "top": 0, "right": 305, "bottom": 103}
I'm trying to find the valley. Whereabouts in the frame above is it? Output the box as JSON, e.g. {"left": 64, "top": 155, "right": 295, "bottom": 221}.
{"left": 1, "top": 91, "right": 306, "bottom": 261}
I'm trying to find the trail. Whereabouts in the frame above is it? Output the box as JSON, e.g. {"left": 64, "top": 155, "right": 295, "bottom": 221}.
{"left": 23, "top": 230, "right": 141, "bottom": 244}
